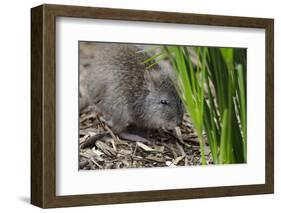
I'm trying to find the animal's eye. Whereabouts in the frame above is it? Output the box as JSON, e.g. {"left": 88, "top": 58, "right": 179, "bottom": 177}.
{"left": 160, "top": 100, "right": 169, "bottom": 105}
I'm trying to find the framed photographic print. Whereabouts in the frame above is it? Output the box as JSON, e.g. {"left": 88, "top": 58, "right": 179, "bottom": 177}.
{"left": 31, "top": 4, "right": 274, "bottom": 208}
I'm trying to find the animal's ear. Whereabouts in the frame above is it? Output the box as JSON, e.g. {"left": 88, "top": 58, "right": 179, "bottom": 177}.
{"left": 144, "top": 70, "right": 163, "bottom": 88}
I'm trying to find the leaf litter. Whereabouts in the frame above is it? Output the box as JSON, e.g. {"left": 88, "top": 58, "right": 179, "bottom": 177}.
{"left": 79, "top": 107, "right": 213, "bottom": 170}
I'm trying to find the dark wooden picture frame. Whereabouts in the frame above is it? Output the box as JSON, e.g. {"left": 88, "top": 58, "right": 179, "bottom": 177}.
{"left": 31, "top": 4, "right": 274, "bottom": 208}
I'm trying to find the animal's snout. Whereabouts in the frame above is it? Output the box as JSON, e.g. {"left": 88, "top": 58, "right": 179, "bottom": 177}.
{"left": 170, "top": 116, "right": 182, "bottom": 127}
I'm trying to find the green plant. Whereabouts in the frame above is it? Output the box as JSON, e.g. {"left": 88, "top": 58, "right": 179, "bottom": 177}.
{"left": 143, "top": 46, "right": 247, "bottom": 165}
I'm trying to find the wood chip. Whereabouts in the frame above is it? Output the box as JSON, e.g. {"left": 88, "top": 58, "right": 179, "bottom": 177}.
{"left": 119, "top": 149, "right": 132, "bottom": 155}
{"left": 172, "top": 155, "right": 185, "bottom": 165}
{"left": 79, "top": 135, "right": 89, "bottom": 144}
{"left": 166, "top": 161, "right": 177, "bottom": 167}
{"left": 176, "top": 142, "right": 186, "bottom": 157}
{"left": 79, "top": 161, "right": 89, "bottom": 169}
{"left": 136, "top": 142, "right": 155, "bottom": 152}
{"left": 146, "top": 155, "right": 165, "bottom": 163}
{"left": 105, "top": 125, "right": 121, "bottom": 145}
{"left": 80, "top": 112, "right": 97, "bottom": 123}
{"left": 96, "top": 140, "right": 117, "bottom": 156}
{"left": 80, "top": 149, "right": 104, "bottom": 162}
{"left": 92, "top": 147, "right": 104, "bottom": 156}
{"left": 175, "top": 127, "right": 192, "bottom": 148}
{"left": 79, "top": 108, "right": 213, "bottom": 170}
{"left": 154, "top": 145, "right": 165, "bottom": 153}
{"left": 80, "top": 133, "right": 107, "bottom": 149}
{"left": 90, "top": 157, "right": 103, "bottom": 169}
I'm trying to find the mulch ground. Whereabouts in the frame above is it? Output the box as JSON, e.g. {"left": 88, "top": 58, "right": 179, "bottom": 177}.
{"left": 79, "top": 107, "right": 213, "bottom": 170}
